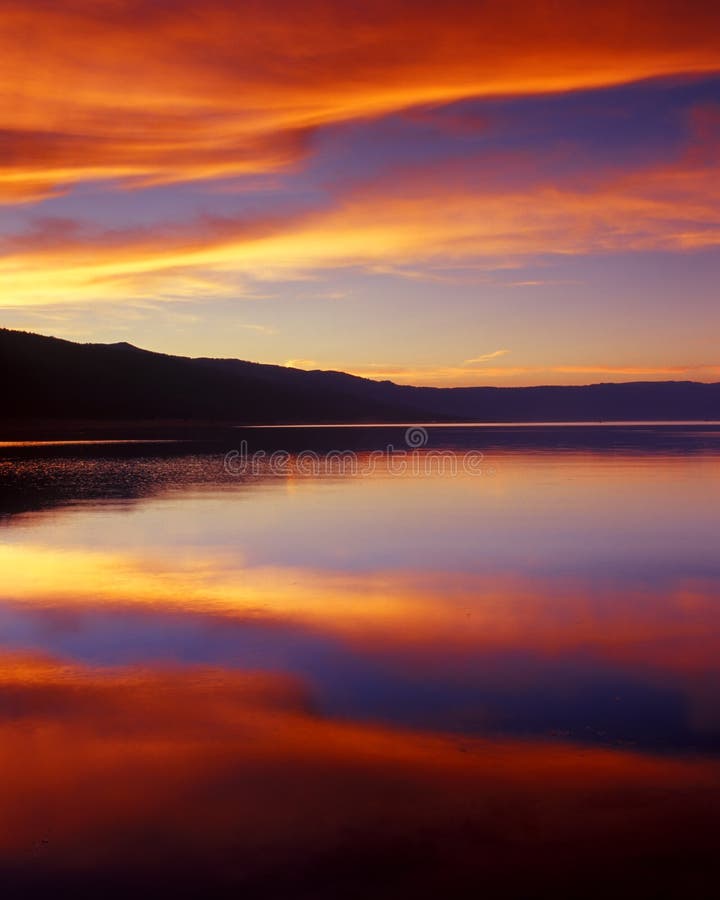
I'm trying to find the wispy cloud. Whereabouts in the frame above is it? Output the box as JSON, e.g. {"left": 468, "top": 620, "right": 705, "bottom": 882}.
{"left": 238, "top": 323, "right": 277, "bottom": 335}
{"left": 1, "top": 1, "right": 719, "bottom": 201}
{"left": 464, "top": 349, "right": 510, "bottom": 364}
{"left": 3, "top": 135, "right": 720, "bottom": 309}
{"left": 501, "top": 280, "right": 585, "bottom": 288}
{"left": 285, "top": 359, "right": 319, "bottom": 370}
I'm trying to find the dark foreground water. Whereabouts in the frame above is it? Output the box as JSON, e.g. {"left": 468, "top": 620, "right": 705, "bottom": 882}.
{"left": 1, "top": 424, "right": 720, "bottom": 898}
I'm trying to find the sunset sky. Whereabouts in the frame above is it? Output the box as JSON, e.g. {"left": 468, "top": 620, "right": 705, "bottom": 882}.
{"left": 1, "top": 0, "right": 719, "bottom": 385}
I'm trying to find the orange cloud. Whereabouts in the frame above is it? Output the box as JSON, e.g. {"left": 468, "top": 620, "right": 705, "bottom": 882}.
{"left": 2, "top": 139, "right": 720, "bottom": 307}
{"left": 3, "top": 91, "right": 720, "bottom": 310}
{"left": 1, "top": 1, "right": 720, "bottom": 200}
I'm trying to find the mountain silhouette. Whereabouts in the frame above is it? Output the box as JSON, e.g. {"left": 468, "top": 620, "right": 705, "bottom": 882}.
{"left": 3, "top": 328, "right": 719, "bottom": 425}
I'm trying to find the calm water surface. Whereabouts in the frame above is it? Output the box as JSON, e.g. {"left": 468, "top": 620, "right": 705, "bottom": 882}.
{"left": 1, "top": 425, "right": 720, "bottom": 898}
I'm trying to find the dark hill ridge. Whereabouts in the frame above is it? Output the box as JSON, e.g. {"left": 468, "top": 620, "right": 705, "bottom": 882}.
{"left": 2, "top": 327, "right": 720, "bottom": 425}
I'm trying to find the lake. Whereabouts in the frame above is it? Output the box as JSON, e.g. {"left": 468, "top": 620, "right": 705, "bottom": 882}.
{"left": 1, "top": 424, "right": 720, "bottom": 898}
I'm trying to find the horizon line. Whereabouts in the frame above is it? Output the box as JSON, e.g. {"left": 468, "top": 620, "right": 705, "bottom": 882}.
{"left": 3, "top": 326, "right": 720, "bottom": 392}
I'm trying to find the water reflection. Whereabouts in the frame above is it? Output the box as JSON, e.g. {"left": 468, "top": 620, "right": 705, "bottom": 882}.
{"left": 1, "top": 427, "right": 720, "bottom": 896}
{"left": 2, "top": 656, "right": 720, "bottom": 898}
{"left": 1, "top": 544, "right": 719, "bottom": 750}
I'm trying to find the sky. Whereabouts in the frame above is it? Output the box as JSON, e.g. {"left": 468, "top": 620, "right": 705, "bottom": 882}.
{"left": 1, "top": 0, "right": 719, "bottom": 386}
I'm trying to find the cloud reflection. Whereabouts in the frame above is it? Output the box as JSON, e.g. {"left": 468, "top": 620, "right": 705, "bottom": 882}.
{"left": 1, "top": 655, "right": 719, "bottom": 896}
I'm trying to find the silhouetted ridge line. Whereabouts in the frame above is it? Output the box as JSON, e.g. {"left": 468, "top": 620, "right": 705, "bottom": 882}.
{"left": 2, "top": 328, "right": 719, "bottom": 424}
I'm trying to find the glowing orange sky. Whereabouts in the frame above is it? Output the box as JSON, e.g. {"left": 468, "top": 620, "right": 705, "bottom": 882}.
{"left": 2, "top": 0, "right": 720, "bottom": 198}
{"left": 1, "top": 0, "right": 719, "bottom": 384}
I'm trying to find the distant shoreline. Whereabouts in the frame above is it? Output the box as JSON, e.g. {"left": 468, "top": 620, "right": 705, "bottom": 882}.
{"left": 4, "top": 329, "right": 720, "bottom": 429}
{"left": 4, "top": 419, "right": 720, "bottom": 444}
